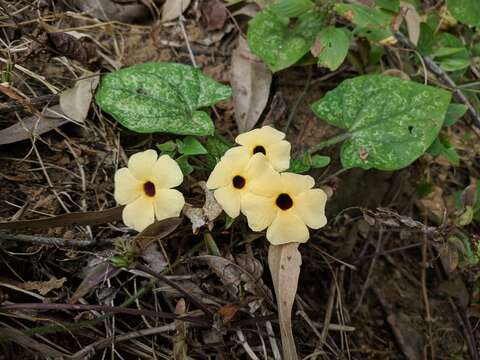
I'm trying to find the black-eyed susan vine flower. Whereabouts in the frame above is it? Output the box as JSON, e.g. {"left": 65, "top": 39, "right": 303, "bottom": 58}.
{"left": 242, "top": 172, "right": 327, "bottom": 245}
{"left": 114, "top": 150, "right": 185, "bottom": 232}
{"left": 206, "top": 148, "right": 277, "bottom": 218}
{"left": 234, "top": 125, "right": 291, "bottom": 171}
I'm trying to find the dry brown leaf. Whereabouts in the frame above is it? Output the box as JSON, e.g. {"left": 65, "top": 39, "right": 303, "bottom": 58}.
{"left": 401, "top": 2, "right": 421, "bottom": 46}
{"left": 60, "top": 75, "right": 99, "bottom": 123}
{"left": 183, "top": 182, "right": 222, "bottom": 234}
{"left": 21, "top": 277, "right": 66, "bottom": 296}
{"left": 162, "top": 0, "right": 191, "bottom": 22}
{"left": 218, "top": 303, "right": 240, "bottom": 325}
{"left": 70, "top": 260, "right": 120, "bottom": 303}
{"left": 202, "top": 0, "right": 228, "bottom": 30}
{"left": 71, "top": 0, "right": 149, "bottom": 22}
{"left": 231, "top": 36, "right": 272, "bottom": 133}
{"left": 268, "top": 243, "right": 301, "bottom": 360}
{"left": 0, "top": 105, "right": 68, "bottom": 146}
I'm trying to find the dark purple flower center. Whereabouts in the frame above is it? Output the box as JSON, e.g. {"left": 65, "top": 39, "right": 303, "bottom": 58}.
{"left": 276, "top": 193, "right": 293, "bottom": 210}
{"left": 253, "top": 145, "right": 266, "bottom": 155}
{"left": 143, "top": 181, "right": 156, "bottom": 197}
{"left": 232, "top": 175, "right": 246, "bottom": 189}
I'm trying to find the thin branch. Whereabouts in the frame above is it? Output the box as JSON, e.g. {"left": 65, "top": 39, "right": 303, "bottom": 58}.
{"left": 0, "top": 232, "right": 114, "bottom": 248}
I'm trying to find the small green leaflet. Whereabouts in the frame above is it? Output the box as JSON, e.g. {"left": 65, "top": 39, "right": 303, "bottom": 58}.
{"left": 311, "top": 75, "right": 452, "bottom": 170}
{"left": 334, "top": 3, "right": 393, "bottom": 42}
{"left": 247, "top": 8, "right": 324, "bottom": 72}
{"left": 433, "top": 33, "right": 470, "bottom": 73}
{"left": 95, "top": 62, "right": 232, "bottom": 136}
{"left": 444, "top": 103, "right": 468, "bottom": 126}
{"left": 177, "top": 136, "right": 207, "bottom": 156}
{"left": 447, "top": 0, "right": 480, "bottom": 27}
{"left": 375, "top": 0, "right": 400, "bottom": 12}
{"left": 289, "top": 153, "right": 330, "bottom": 173}
{"left": 314, "top": 27, "right": 352, "bottom": 71}
{"left": 427, "top": 135, "right": 460, "bottom": 166}
{"left": 270, "top": 0, "right": 314, "bottom": 17}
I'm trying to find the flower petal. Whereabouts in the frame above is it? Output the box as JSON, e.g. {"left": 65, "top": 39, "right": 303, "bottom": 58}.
{"left": 114, "top": 168, "right": 142, "bottom": 205}
{"left": 235, "top": 126, "right": 285, "bottom": 148}
{"left": 221, "top": 146, "right": 251, "bottom": 174}
{"left": 122, "top": 196, "right": 155, "bottom": 232}
{"left": 280, "top": 172, "right": 315, "bottom": 195}
{"left": 151, "top": 155, "right": 183, "bottom": 189}
{"left": 128, "top": 149, "right": 158, "bottom": 181}
{"left": 241, "top": 193, "right": 277, "bottom": 231}
{"left": 266, "top": 140, "right": 291, "bottom": 171}
{"left": 214, "top": 186, "right": 242, "bottom": 218}
{"left": 266, "top": 211, "right": 309, "bottom": 245}
{"left": 207, "top": 160, "right": 235, "bottom": 189}
{"left": 245, "top": 155, "right": 282, "bottom": 198}
{"left": 294, "top": 189, "right": 328, "bottom": 229}
{"left": 154, "top": 189, "right": 185, "bottom": 220}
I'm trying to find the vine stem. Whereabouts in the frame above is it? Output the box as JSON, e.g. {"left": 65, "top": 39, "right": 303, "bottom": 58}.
{"left": 307, "top": 132, "right": 350, "bottom": 154}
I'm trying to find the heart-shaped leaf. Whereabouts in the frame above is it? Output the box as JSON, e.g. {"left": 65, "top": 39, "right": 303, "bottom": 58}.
{"left": 312, "top": 75, "right": 452, "bottom": 170}
{"left": 247, "top": 8, "right": 324, "bottom": 72}
{"left": 447, "top": 0, "right": 480, "bottom": 27}
{"left": 314, "top": 27, "right": 352, "bottom": 71}
{"left": 95, "top": 62, "right": 232, "bottom": 135}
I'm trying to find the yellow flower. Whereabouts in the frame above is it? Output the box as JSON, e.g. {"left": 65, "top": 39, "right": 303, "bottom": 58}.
{"left": 242, "top": 172, "right": 327, "bottom": 245}
{"left": 235, "top": 126, "right": 291, "bottom": 171}
{"left": 114, "top": 150, "right": 185, "bottom": 232}
{"left": 206, "top": 148, "right": 277, "bottom": 218}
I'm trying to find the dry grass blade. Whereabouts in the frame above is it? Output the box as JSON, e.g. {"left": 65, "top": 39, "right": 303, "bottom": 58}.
{"left": 268, "top": 243, "right": 301, "bottom": 360}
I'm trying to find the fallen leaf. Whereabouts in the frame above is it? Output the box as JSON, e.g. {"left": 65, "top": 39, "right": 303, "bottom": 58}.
{"left": 0, "top": 206, "right": 124, "bottom": 230}
{"left": 268, "top": 243, "right": 301, "bottom": 360}
{"left": 202, "top": 0, "right": 228, "bottom": 30}
{"left": 21, "top": 277, "right": 66, "bottom": 296}
{"left": 162, "top": 0, "right": 191, "bottom": 21}
{"left": 48, "top": 32, "right": 97, "bottom": 64}
{"left": 60, "top": 75, "right": 99, "bottom": 123}
{"left": 70, "top": 260, "right": 121, "bottom": 304}
{"left": 174, "top": 299, "right": 188, "bottom": 360}
{"left": 183, "top": 182, "right": 222, "bottom": 233}
{"left": 218, "top": 303, "right": 240, "bottom": 325}
{"left": 0, "top": 105, "right": 68, "bottom": 146}
{"left": 70, "top": 0, "right": 149, "bottom": 22}
{"left": 231, "top": 36, "right": 272, "bottom": 133}
{"left": 402, "top": 2, "right": 421, "bottom": 46}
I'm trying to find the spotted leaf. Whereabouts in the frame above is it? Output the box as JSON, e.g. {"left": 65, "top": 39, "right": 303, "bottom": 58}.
{"left": 311, "top": 75, "right": 452, "bottom": 170}
{"left": 95, "top": 62, "right": 232, "bottom": 135}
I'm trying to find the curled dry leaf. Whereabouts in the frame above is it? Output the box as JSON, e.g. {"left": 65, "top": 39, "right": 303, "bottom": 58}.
{"left": 202, "top": 0, "right": 228, "bottom": 31}
{"left": 48, "top": 32, "right": 97, "bottom": 64}
{"left": 162, "top": 0, "right": 192, "bottom": 22}
{"left": 71, "top": 0, "right": 149, "bottom": 23}
{"left": 60, "top": 74, "right": 99, "bottom": 123}
{"left": 268, "top": 243, "right": 301, "bottom": 360}
{"left": 401, "top": 2, "right": 421, "bottom": 46}
{"left": 183, "top": 181, "right": 223, "bottom": 234}
{"left": 231, "top": 36, "right": 272, "bottom": 133}
{"left": 70, "top": 260, "right": 121, "bottom": 304}
{"left": 0, "top": 105, "right": 68, "bottom": 146}
{"left": 21, "top": 277, "right": 66, "bottom": 296}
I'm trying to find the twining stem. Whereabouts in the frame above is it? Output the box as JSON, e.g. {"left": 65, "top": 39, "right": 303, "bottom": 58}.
{"left": 307, "top": 132, "right": 351, "bottom": 154}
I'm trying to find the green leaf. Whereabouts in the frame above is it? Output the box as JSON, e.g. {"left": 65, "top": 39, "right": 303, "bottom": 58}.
{"left": 157, "top": 140, "right": 177, "bottom": 155}
{"left": 335, "top": 4, "right": 394, "bottom": 42}
{"left": 427, "top": 135, "right": 460, "bottom": 166}
{"left": 204, "top": 133, "right": 232, "bottom": 170}
{"left": 434, "top": 33, "right": 470, "bottom": 73}
{"left": 417, "top": 23, "right": 435, "bottom": 55}
{"left": 177, "top": 136, "right": 207, "bottom": 155}
{"left": 95, "top": 62, "right": 232, "bottom": 135}
{"left": 375, "top": 0, "right": 400, "bottom": 12}
{"left": 315, "top": 27, "right": 352, "bottom": 71}
{"left": 311, "top": 75, "right": 452, "bottom": 170}
{"left": 270, "top": 0, "right": 314, "bottom": 17}
{"left": 289, "top": 158, "right": 311, "bottom": 173}
{"left": 311, "top": 155, "right": 331, "bottom": 168}
{"left": 176, "top": 155, "right": 194, "bottom": 175}
{"left": 447, "top": 0, "right": 480, "bottom": 27}
{"left": 444, "top": 103, "right": 468, "bottom": 126}
{"left": 247, "top": 8, "right": 324, "bottom": 72}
